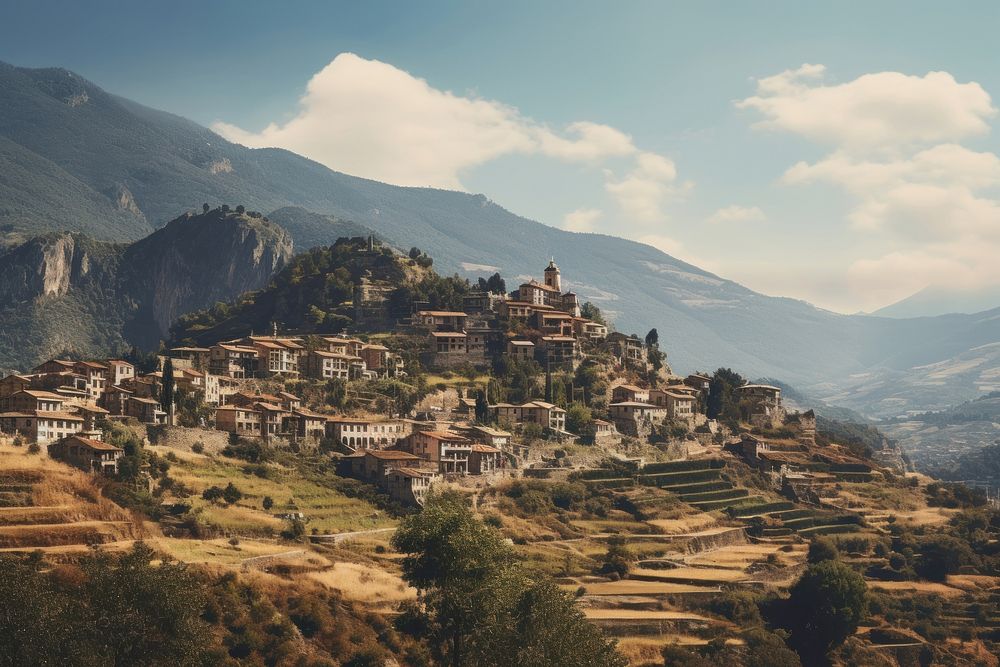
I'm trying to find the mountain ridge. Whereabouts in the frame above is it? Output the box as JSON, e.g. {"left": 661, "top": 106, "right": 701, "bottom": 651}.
{"left": 1, "top": 59, "right": 998, "bottom": 415}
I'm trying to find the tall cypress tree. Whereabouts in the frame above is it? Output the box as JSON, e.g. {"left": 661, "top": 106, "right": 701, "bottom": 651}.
{"left": 160, "top": 357, "right": 175, "bottom": 414}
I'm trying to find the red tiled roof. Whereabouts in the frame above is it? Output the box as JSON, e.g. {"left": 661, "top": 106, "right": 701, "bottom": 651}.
{"left": 366, "top": 450, "right": 423, "bottom": 460}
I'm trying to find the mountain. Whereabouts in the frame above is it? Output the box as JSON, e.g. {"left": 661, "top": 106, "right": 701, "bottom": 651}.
{"left": 266, "top": 207, "right": 387, "bottom": 252}
{"left": 0, "top": 209, "right": 292, "bottom": 371}
{"left": 873, "top": 284, "right": 1000, "bottom": 318}
{"left": 878, "top": 392, "right": 1000, "bottom": 473}
{"left": 1, "top": 60, "right": 999, "bottom": 415}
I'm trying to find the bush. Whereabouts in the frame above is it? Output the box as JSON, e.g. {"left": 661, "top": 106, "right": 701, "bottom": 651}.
{"left": 26, "top": 443, "right": 40, "bottom": 455}
{"left": 597, "top": 538, "right": 634, "bottom": 578}
{"left": 914, "top": 535, "right": 974, "bottom": 581}
{"left": 807, "top": 537, "right": 839, "bottom": 564}
{"left": 191, "top": 442, "right": 204, "bottom": 454}
{"left": 222, "top": 483, "right": 242, "bottom": 506}
{"left": 787, "top": 561, "right": 867, "bottom": 660}
{"left": 262, "top": 496, "right": 274, "bottom": 511}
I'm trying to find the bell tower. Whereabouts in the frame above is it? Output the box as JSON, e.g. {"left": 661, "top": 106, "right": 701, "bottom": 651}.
{"left": 544, "top": 258, "right": 561, "bottom": 292}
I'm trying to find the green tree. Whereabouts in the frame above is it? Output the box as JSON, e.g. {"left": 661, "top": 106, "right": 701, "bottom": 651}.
{"left": 580, "top": 302, "right": 605, "bottom": 325}
{"left": 81, "top": 542, "right": 209, "bottom": 666}
{"left": 807, "top": 537, "right": 839, "bottom": 564}
{"left": 565, "top": 403, "right": 593, "bottom": 435}
{"left": 644, "top": 328, "right": 659, "bottom": 347}
{"left": 474, "top": 390, "right": 490, "bottom": 424}
{"left": 160, "top": 357, "right": 175, "bottom": 414}
{"left": 707, "top": 368, "right": 745, "bottom": 424}
{"left": 392, "top": 491, "right": 625, "bottom": 667}
{"left": 222, "top": 482, "right": 243, "bottom": 506}
{"left": 914, "top": 534, "right": 974, "bottom": 582}
{"left": 787, "top": 561, "right": 867, "bottom": 661}
{"left": 409, "top": 247, "right": 422, "bottom": 260}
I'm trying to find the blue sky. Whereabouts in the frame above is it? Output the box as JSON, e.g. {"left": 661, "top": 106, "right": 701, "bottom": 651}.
{"left": 5, "top": 1, "right": 1000, "bottom": 313}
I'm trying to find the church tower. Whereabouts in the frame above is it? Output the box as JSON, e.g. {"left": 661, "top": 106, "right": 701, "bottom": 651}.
{"left": 544, "top": 258, "right": 562, "bottom": 292}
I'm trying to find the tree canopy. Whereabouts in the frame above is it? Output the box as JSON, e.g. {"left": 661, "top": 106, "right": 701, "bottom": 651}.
{"left": 391, "top": 491, "right": 626, "bottom": 667}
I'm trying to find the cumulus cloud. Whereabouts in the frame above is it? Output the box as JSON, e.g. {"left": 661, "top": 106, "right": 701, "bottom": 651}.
{"left": 604, "top": 152, "right": 687, "bottom": 223}
{"left": 214, "top": 53, "right": 639, "bottom": 189}
{"left": 740, "top": 64, "right": 1000, "bottom": 308}
{"left": 707, "top": 205, "right": 766, "bottom": 224}
{"left": 737, "top": 64, "right": 995, "bottom": 152}
{"left": 561, "top": 208, "right": 602, "bottom": 232}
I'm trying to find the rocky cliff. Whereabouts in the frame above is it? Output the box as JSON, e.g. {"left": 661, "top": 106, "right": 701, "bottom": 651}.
{"left": 0, "top": 209, "right": 291, "bottom": 371}
{"left": 120, "top": 210, "right": 292, "bottom": 348}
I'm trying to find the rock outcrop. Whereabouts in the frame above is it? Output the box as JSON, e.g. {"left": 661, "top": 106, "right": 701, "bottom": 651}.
{"left": 0, "top": 209, "right": 292, "bottom": 371}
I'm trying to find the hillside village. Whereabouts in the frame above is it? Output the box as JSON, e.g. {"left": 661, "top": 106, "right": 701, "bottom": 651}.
{"left": 1, "top": 235, "right": 999, "bottom": 666}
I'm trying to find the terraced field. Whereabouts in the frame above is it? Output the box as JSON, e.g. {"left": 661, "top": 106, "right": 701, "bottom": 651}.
{"left": 0, "top": 445, "right": 143, "bottom": 555}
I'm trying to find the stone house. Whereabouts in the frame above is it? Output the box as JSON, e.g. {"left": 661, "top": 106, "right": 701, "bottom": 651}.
{"left": 469, "top": 444, "right": 502, "bottom": 474}
{"left": 415, "top": 310, "right": 468, "bottom": 332}
{"left": 126, "top": 396, "right": 167, "bottom": 425}
{"left": 572, "top": 318, "right": 608, "bottom": 340}
{"left": 166, "top": 347, "right": 211, "bottom": 371}
{"left": 607, "top": 333, "right": 645, "bottom": 367}
{"left": 304, "top": 350, "right": 363, "bottom": 379}
{"left": 398, "top": 430, "right": 474, "bottom": 474}
{"left": 737, "top": 384, "right": 784, "bottom": 426}
{"left": 106, "top": 360, "right": 136, "bottom": 386}
{"left": 384, "top": 467, "right": 438, "bottom": 506}
{"left": 649, "top": 389, "right": 697, "bottom": 420}
{"left": 325, "top": 417, "right": 410, "bottom": 450}
{"left": 536, "top": 336, "right": 578, "bottom": 368}
{"left": 506, "top": 339, "right": 535, "bottom": 360}
{"left": 0, "top": 374, "right": 31, "bottom": 398}
{"left": 0, "top": 410, "right": 85, "bottom": 444}
{"left": 248, "top": 336, "right": 303, "bottom": 377}
{"left": 609, "top": 401, "right": 669, "bottom": 437}
{"left": 360, "top": 449, "right": 426, "bottom": 482}
{"left": 48, "top": 435, "right": 123, "bottom": 475}
{"left": 491, "top": 401, "right": 566, "bottom": 433}
{"left": 611, "top": 384, "right": 650, "bottom": 404}
{"left": 209, "top": 344, "right": 259, "bottom": 378}
{"left": 214, "top": 405, "right": 262, "bottom": 438}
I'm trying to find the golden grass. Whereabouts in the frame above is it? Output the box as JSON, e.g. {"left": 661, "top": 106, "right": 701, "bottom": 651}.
{"left": 306, "top": 561, "right": 416, "bottom": 606}
{"left": 153, "top": 536, "right": 321, "bottom": 566}
{"left": 646, "top": 514, "right": 717, "bottom": 534}
{"left": 570, "top": 518, "right": 654, "bottom": 535}
{"left": 616, "top": 635, "right": 744, "bottom": 663}
{"left": 894, "top": 507, "right": 958, "bottom": 526}
{"left": 631, "top": 567, "right": 749, "bottom": 583}
{"left": 565, "top": 580, "right": 719, "bottom": 595}
{"left": 868, "top": 580, "right": 966, "bottom": 598}
{"left": 583, "top": 609, "right": 713, "bottom": 621}
{"left": 0, "top": 445, "right": 142, "bottom": 550}
{"left": 0, "top": 520, "right": 138, "bottom": 548}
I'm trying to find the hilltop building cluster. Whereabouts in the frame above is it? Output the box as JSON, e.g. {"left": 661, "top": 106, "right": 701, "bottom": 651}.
{"left": 0, "top": 256, "right": 793, "bottom": 506}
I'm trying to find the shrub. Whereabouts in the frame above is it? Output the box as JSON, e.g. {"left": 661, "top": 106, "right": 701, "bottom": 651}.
{"left": 26, "top": 443, "right": 41, "bottom": 455}
{"left": 787, "top": 561, "right": 867, "bottom": 660}
{"left": 262, "top": 496, "right": 274, "bottom": 511}
{"left": 598, "top": 538, "right": 634, "bottom": 578}
{"left": 191, "top": 442, "right": 204, "bottom": 454}
{"left": 807, "top": 537, "right": 839, "bottom": 564}
{"left": 222, "top": 483, "right": 243, "bottom": 506}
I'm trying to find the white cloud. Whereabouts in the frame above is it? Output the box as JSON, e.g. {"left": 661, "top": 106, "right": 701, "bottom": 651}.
{"left": 561, "top": 208, "right": 602, "bottom": 233}
{"left": 741, "top": 64, "right": 1000, "bottom": 309}
{"left": 214, "top": 53, "right": 639, "bottom": 189}
{"left": 604, "top": 152, "right": 687, "bottom": 223}
{"left": 707, "top": 205, "right": 765, "bottom": 224}
{"left": 737, "top": 64, "right": 995, "bottom": 152}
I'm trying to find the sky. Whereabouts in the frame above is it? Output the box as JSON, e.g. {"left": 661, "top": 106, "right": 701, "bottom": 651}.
{"left": 4, "top": 1, "right": 1000, "bottom": 314}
